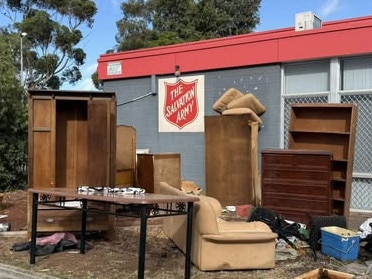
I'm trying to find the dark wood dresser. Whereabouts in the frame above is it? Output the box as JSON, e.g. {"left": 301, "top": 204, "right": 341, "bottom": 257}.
{"left": 261, "top": 149, "right": 333, "bottom": 226}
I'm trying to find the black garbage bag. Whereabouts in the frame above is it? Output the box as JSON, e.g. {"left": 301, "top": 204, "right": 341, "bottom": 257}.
{"left": 247, "top": 207, "right": 304, "bottom": 249}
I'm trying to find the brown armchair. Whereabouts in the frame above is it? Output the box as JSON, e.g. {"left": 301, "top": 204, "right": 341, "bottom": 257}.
{"left": 157, "top": 182, "right": 278, "bottom": 271}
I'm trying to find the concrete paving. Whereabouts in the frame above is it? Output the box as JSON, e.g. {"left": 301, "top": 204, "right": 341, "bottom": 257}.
{"left": 0, "top": 264, "right": 59, "bottom": 279}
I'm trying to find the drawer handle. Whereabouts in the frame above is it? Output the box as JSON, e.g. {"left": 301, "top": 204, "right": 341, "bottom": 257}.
{"left": 46, "top": 218, "right": 54, "bottom": 223}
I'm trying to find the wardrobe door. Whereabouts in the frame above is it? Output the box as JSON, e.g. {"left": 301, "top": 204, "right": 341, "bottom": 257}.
{"left": 87, "top": 99, "right": 113, "bottom": 186}
{"left": 28, "top": 97, "right": 56, "bottom": 189}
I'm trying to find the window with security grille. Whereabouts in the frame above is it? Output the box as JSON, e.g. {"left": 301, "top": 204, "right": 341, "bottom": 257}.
{"left": 282, "top": 60, "right": 330, "bottom": 148}
{"left": 282, "top": 57, "right": 372, "bottom": 212}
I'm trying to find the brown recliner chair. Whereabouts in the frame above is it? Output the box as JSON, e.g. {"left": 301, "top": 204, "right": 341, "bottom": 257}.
{"left": 157, "top": 182, "right": 278, "bottom": 271}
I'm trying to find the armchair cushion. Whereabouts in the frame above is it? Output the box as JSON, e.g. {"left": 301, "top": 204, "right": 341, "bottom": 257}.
{"left": 212, "top": 88, "right": 244, "bottom": 114}
{"left": 226, "top": 93, "right": 266, "bottom": 115}
{"left": 222, "top": 107, "right": 263, "bottom": 124}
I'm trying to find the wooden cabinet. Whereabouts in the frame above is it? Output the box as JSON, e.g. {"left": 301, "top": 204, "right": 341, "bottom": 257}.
{"left": 136, "top": 153, "right": 181, "bottom": 193}
{"left": 205, "top": 115, "right": 259, "bottom": 207}
{"left": 27, "top": 90, "right": 116, "bottom": 237}
{"left": 288, "top": 103, "right": 358, "bottom": 218}
{"left": 261, "top": 149, "right": 333, "bottom": 226}
{"left": 116, "top": 125, "right": 136, "bottom": 186}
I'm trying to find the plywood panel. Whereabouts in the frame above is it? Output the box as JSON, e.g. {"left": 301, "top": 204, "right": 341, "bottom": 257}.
{"left": 30, "top": 98, "right": 55, "bottom": 189}
{"left": 205, "top": 115, "right": 257, "bottom": 207}
{"left": 56, "top": 100, "right": 89, "bottom": 188}
{"left": 32, "top": 132, "right": 53, "bottom": 188}
{"left": 116, "top": 125, "right": 136, "bottom": 186}
{"left": 88, "top": 100, "right": 110, "bottom": 186}
{"left": 137, "top": 153, "right": 181, "bottom": 193}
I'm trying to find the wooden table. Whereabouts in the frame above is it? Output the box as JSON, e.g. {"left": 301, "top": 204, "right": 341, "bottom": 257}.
{"left": 28, "top": 188, "right": 199, "bottom": 279}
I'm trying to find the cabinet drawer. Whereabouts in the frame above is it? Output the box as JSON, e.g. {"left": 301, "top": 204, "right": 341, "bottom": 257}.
{"left": 262, "top": 153, "right": 332, "bottom": 171}
{"left": 262, "top": 169, "right": 330, "bottom": 181}
{"left": 262, "top": 195, "right": 330, "bottom": 212}
{"left": 262, "top": 179, "right": 329, "bottom": 197}
{"left": 37, "top": 208, "right": 110, "bottom": 232}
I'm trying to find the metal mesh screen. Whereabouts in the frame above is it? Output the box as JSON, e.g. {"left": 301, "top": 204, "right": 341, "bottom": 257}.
{"left": 341, "top": 94, "right": 372, "bottom": 173}
{"left": 341, "top": 93, "right": 372, "bottom": 210}
{"left": 351, "top": 178, "right": 372, "bottom": 210}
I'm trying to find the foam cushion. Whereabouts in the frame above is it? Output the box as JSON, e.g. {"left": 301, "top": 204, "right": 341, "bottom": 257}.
{"left": 212, "top": 88, "right": 244, "bottom": 114}
{"left": 222, "top": 108, "right": 262, "bottom": 124}
{"left": 181, "top": 180, "right": 203, "bottom": 195}
{"left": 226, "top": 93, "right": 266, "bottom": 115}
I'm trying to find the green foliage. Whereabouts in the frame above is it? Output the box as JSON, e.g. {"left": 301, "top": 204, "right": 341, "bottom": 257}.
{"left": 147, "top": 31, "right": 189, "bottom": 48}
{"left": 116, "top": 0, "right": 261, "bottom": 51}
{"left": 91, "top": 71, "right": 102, "bottom": 91}
{"left": 91, "top": 49, "right": 115, "bottom": 90}
{"left": 0, "top": 34, "right": 27, "bottom": 192}
{"left": 1, "top": 0, "right": 97, "bottom": 89}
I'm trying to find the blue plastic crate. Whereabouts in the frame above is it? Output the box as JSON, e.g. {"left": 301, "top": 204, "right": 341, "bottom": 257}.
{"left": 321, "top": 226, "right": 360, "bottom": 261}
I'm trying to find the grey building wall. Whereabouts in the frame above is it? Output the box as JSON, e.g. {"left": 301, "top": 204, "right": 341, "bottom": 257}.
{"left": 103, "top": 64, "right": 282, "bottom": 189}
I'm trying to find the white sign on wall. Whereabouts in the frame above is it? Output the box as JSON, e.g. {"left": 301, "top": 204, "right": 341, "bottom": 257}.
{"left": 158, "top": 75, "right": 205, "bottom": 132}
{"left": 107, "top": 61, "right": 122, "bottom": 76}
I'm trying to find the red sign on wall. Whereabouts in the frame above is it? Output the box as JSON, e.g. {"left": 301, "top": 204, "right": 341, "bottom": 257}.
{"left": 163, "top": 79, "right": 199, "bottom": 129}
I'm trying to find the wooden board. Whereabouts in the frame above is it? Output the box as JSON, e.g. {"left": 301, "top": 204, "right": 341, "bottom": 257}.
{"left": 295, "top": 268, "right": 354, "bottom": 279}
{"left": 205, "top": 115, "right": 259, "bottom": 207}
{"left": 116, "top": 125, "right": 136, "bottom": 186}
{"left": 137, "top": 153, "right": 181, "bottom": 193}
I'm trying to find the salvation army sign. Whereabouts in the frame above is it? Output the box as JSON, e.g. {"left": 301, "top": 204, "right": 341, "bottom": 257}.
{"left": 164, "top": 79, "right": 198, "bottom": 129}
{"left": 159, "top": 75, "right": 204, "bottom": 132}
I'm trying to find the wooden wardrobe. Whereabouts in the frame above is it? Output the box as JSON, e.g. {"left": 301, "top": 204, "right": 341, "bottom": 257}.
{"left": 27, "top": 89, "right": 116, "bottom": 237}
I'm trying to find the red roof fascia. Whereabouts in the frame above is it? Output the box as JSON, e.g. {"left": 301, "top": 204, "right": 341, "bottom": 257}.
{"left": 97, "top": 16, "right": 372, "bottom": 81}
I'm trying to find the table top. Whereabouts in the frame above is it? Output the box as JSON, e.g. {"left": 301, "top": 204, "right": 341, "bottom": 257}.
{"left": 28, "top": 188, "right": 199, "bottom": 205}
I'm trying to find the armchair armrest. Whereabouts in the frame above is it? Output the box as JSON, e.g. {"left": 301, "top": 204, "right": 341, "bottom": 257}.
{"left": 218, "top": 220, "right": 273, "bottom": 233}
{"left": 202, "top": 232, "right": 278, "bottom": 242}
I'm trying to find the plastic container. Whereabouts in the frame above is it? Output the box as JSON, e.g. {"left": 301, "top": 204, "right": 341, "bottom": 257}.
{"left": 0, "top": 222, "right": 10, "bottom": 232}
{"left": 236, "top": 204, "right": 251, "bottom": 218}
{"left": 321, "top": 226, "right": 360, "bottom": 261}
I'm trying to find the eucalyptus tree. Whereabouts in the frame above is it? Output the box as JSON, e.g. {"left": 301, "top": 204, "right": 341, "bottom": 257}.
{"left": 0, "top": 0, "right": 97, "bottom": 89}
{"left": 0, "top": 34, "right": 28, "bottom": 191}
{"left": 116, "top": 0, "right": 261, "bottom": 51}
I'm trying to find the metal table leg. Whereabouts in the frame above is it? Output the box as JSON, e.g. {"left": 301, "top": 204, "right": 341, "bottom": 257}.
{"left": 30, "top": 192, "right": 39, "bottom": 264}
{"left": 138, "top": 205, "right": 148, "bottom": 279}
{"left": 185, "top": 202, "right": 194, "bottom": 279}
{"left": 80, "top": 199, "right": 87, "bottom": 254}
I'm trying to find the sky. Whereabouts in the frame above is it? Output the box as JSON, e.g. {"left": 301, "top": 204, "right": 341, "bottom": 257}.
{"left": 69, "top": 0, "right": 372, "bottom": 91}
{"left": 2, "top": 0, "right": 372, "bottom": 91}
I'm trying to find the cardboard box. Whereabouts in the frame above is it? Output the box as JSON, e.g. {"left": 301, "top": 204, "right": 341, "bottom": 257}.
{"left": 295, "top": 267, "right": 354, "bottom": 279}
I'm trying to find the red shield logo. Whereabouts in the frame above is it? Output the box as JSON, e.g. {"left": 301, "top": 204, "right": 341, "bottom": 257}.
{"left": 163, "top": 79, "right": 199, "bottom": 129}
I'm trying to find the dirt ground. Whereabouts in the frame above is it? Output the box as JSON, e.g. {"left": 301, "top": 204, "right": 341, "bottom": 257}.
{"left": 0, "top": 191, "right": 371, "bottom": 279}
